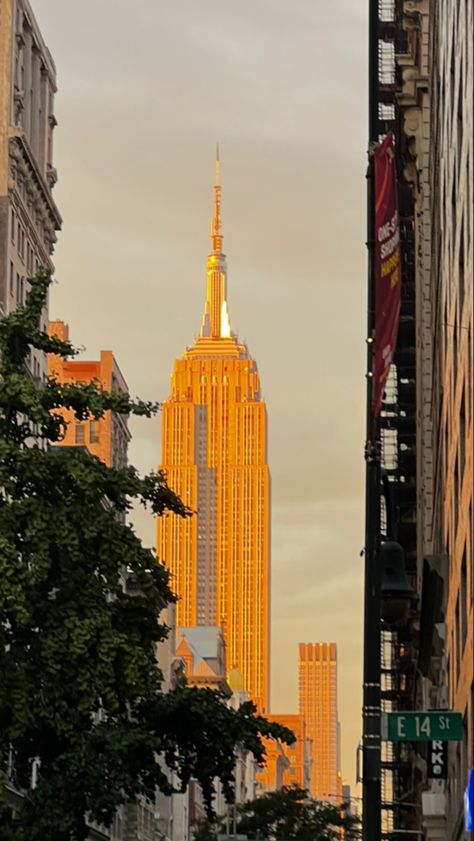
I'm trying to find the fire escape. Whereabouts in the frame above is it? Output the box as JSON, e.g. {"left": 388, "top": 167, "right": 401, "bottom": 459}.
{"left": 372, "top": 0, "right": 420, "bottom": 837}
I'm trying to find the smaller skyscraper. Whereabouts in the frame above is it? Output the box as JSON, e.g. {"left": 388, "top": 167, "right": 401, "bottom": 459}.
{"left": 48, "top": 321, "right": 130, "bottom": 469}
{"left": 298, "top": 642, "right": 341, "bottom": 803}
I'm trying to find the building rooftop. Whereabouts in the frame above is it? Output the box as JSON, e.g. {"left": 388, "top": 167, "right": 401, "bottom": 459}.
{"left": 177, "top": 626, "right": 222, "bottom": 662}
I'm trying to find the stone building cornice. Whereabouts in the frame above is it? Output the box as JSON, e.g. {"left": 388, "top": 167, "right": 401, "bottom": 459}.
{"left": 396, "top": 0, "right": 430, "bottom": 192}
{"left": 9, "top": 132, "right": 62, "bottom": 230}
{"left": 397, "top": 0, "right": 430, "bottom": 108}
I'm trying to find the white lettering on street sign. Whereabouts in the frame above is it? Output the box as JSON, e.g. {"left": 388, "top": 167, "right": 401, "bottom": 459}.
{"left": 421, "top": 716, "right": 431, "bottom": 737}
{"left": 415, "top": 715, "right": 431, "bottom": 737}
{"left": 397, "top": 717, "right": 406, "bottom": 738}
{"left": 384, "top": 711, "right": 463, "bottom": 742}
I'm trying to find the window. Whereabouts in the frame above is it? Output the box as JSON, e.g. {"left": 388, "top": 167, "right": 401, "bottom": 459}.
{"left": 9, "top": 261, "right": 14, "bottom": 295}
{"left": 10, "top": 209, "right": 15, "bottom": 244}
{"left": 75, "top": 424, "right": 85, "bottom": 444}
{"left": 89, "top": 421, "right": 100, "bottom": 444}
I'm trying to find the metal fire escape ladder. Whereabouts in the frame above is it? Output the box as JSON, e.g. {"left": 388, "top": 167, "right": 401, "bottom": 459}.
{"left": 375, "top": 0, "right": 420, "bottom": 837}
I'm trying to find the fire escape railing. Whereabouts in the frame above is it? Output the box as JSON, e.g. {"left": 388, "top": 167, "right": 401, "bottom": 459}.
{"left": 367, "top": 1, "right": 419, "bottom": 839}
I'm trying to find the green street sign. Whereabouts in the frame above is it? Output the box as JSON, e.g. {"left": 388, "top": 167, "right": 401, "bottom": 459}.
{"left": 382, "top": 711, "right": 463, "bottom": 742}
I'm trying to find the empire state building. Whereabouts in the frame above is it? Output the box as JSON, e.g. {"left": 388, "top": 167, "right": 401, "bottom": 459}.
{"left": 157, "top": 154, "right": 270, "bottom": 712}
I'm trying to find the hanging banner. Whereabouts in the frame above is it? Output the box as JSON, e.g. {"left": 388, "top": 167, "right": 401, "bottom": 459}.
{"left": 373, "top": 132, "right": 401, "bottom": 416}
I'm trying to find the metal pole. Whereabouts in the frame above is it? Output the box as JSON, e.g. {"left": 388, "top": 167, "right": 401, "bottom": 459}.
{"left": 362, "top": 403, "right": 381, "bottom": 841}
{"left": 362, "top": 1, "right": 381, "bottom": 840}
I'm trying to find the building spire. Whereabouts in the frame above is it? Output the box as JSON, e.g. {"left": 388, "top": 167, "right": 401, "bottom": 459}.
{"left": 211, "top": 143, "right": 223, "bottom": 252}
{"left": 201, "top": 145, "right": 231, "bottom": 339}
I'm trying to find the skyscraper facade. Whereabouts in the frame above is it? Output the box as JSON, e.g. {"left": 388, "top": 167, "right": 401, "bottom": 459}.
{"left": 157, "top": 157, "right": 270, "bottom": 712}
{"left": 422, "top": 0, "right": 473, "bottom": 833}
{"left": 364, "top": 2, "right": 473, "bottom": 838}
{"left": 0, "top": 0, "right": 61, "bottom": 378}
{"left": 428, "top": 2, "right": 473, "bottom": 833}
{"left": 298, "top": 642, "right": 341, "bottom": 803}
{"left": 390, "top": 0, "right": 473, "bottom": 836}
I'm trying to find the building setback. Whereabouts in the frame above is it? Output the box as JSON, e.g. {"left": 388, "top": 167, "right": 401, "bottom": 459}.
{"left": 0, "top": 0, "right": 61, "bottom": 378}
{"left": 157, "top": 155, "right": 270, "bottom": 712}
{"left": 298, "top": 643, "right": 341, "bottom": 803}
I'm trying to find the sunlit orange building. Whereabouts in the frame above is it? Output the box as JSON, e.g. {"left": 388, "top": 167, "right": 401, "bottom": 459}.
{"left": 255, "top": 737, "right": 290, "bottom": 794}
{"left": 256, "top": 713, "right": 310, "bottom": 792}
{"left": 48, "top": 320, "right": 130, "bottom": 468}
{"left": 298, "top": 643, "right": 341, "bottom": 803}
{"left": 157, "top": 155, "right": 270, "bottom": 712}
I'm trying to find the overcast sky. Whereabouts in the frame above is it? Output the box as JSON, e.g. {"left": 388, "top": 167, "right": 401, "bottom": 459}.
{"left": 37, "top": 0, "right": 368, "bottom": 788}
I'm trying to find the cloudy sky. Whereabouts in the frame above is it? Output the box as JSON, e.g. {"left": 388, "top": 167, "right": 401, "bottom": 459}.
{"left": 37, "top": 0, "right": 368, "bottom": 787}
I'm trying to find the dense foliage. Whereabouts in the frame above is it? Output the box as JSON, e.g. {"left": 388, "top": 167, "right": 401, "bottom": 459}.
{"left": 0, "top": 273, "right": 294, "bottom": 841}
{"left": 193, "top": 785, "right": 359, "bottom": 841}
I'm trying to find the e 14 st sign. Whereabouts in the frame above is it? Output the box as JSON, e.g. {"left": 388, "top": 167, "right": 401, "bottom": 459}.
{"left": 383, "top": 711, "right": 463, "bottom": 742}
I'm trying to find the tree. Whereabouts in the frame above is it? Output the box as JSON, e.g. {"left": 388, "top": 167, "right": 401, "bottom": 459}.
{"left": 0, "top": 273, "right": 294, "bottom": 841}
{"left": 194, "top": 786, "right": 359, "bottom": 841}
{"left": 192, "top": 819, "right": 223, "bottom": 841}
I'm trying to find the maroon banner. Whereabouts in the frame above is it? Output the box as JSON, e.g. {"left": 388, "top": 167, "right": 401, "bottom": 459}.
{"left": 373, "top": 132, "right": 401, "bottom": 416}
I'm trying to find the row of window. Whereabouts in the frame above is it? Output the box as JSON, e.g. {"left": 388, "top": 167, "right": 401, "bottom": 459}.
{"left": 11, "top": 211, "right": 26, "bottom": 258}
{"left": 9, "top": 261, "right": 26, "bottom": 303}
{"left": 75, "top": 421, "right": 100, "bottom": 445}
{"left": 13, "top": 24, "right": 55, "bottom": 167}
{"left": 12, "top": 167, "right": 51, "bottom": 238}
{"left": 11, "top": 208, "right": 43, "bottom": 275}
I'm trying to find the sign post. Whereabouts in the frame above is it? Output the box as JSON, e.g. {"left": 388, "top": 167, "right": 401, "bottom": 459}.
{"left": 382, "top": 711, "right": 463, "bottom": 741}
